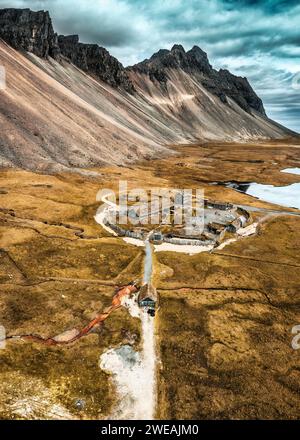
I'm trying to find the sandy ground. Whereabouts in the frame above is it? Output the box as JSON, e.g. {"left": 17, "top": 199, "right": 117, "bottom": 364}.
{"left": 154, "top": 242, "right": 214, "bottom": 255}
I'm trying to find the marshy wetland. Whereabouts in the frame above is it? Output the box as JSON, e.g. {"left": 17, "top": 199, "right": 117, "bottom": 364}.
{"left": 1, "top": 139, "right": 300, "bottom": 419}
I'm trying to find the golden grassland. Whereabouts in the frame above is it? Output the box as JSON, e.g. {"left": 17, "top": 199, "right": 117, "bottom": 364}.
{"left": 0, "top": 169, "right": 146, "bottom": 419}
{"left": 155, "top": 216, "right": 300, "bottom": 418}
{"left": 1, "top": 138, "right": 300, "bottom": 419}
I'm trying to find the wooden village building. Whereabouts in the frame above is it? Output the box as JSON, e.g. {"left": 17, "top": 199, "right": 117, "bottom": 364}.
{"left": 138, "top": 284, "right": 158, "bottom": 316}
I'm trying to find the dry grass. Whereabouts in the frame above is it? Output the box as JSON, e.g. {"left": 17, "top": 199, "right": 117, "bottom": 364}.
{"left": 1, "top": 139, "right": 300, "bottom": 419}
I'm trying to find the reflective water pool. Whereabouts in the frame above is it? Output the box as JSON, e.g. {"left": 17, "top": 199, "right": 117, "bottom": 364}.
{"left": 219, "top": 180, "right": 300, "bottom": 209}
{"left": 244, "top": 182, "right": 300, "bottom": 209}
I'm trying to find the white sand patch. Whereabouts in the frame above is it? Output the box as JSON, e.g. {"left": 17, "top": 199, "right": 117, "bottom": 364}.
{"left": 121, "top": 293, "right": 141, "bottom": 319}
{"left": 122, "top": 237, "right": 145, "bottom": 247}
{"left": 154, "top": 242, "right": 214, "bottom": 255}
{"left": 216, "top": 238, "right": 238, "bottom": 250}
{"left": 100, "top": 311, "right": 156, "bottom": 420}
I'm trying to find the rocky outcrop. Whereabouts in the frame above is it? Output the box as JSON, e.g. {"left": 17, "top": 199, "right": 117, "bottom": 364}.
{"left": 58, "top": 35, "right": 134, "bottom": 93}
{"left": 203, "top": 68, "right": 266, "bottom": 116}
{"left": 0, "top": 8, "right": 133, "bottom": 93}
{"left": 0, "top": 8, "right": 60, "bottom": 59}
{"left": 131, "top": 44, "right": 212, "bottom": 76}
{"left": 129, "top": 44, "right": 266, "bottom": 116}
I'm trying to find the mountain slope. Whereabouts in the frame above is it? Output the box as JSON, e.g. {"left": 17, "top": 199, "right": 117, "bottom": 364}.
{"left": 58, "top": 34, "right": 134, "bottom": 93}
{"left": 128, "top": 44, "right": 266, "bottom": 116}
{"left": 126, "top": 45, "right": 293, "bottom": 142}
{"left": 0, "top": 40, "right": 171, "bottom": 171}
{"left": 0, "top": 8, "right": 296, "bottom": 172}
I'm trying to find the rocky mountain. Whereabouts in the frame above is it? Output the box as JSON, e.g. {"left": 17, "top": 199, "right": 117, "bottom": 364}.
{"left": 0, "top": 8, "right": 133, "bottom": 93}
{"left": 58, "top": 35, "right": 134, "bottom": 93}
{"left": 128, "top": 44, "right": 265, "bottom": 116}
{"left": 0, "top": 8, "right": 296, "bottom": 172}
{"left": 0, "top": 8, "right": 60, "bottom": 59}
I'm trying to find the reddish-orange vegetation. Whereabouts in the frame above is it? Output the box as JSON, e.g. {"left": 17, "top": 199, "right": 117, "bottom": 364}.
{"left": 7, "top": 283, "right": 138, "bottom": 346}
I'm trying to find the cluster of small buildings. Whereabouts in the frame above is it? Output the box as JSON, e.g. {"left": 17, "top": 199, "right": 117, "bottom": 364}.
{"left": 104, "top": 199, "right": 251, "bottom": 248}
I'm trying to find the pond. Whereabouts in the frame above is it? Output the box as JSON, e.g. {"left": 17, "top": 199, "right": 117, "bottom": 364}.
{"left": 245, "top": 182, "right": 300, "bottom": 209}
{"left": 217, "top": 180, "right": 300, "bottom": 210}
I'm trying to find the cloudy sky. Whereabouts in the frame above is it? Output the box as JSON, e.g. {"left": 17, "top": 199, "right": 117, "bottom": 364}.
{"left": 1, "top": 0, "right": 299, "bottom": 131}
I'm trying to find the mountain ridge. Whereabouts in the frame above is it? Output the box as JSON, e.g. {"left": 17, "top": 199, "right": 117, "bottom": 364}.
{"left": 0, "top": 7, "right": 297, "bottom": 172}
{"left": 128, "top": 44, "right": 266, "bottom": 116}
{"left": 0, "top": 7, "right": 269, "bottom": 116}
{"left": 58, "top": 34, "right": 134, "bottom": 93}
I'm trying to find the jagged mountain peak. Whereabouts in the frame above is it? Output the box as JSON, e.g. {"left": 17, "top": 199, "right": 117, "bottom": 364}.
{"left": 129, "top": 43, "right": 265, "bottom": 115}
{"left": 130, "top": 43, "right": 213, "bottom": 75}
{"left": 187, "top": 45, "right": 211, "bottom": 66}
{"left": 149, "top": 48, "right": 170, "bottom": 60}
{"left": 171, "top": 44, "right": 185, "bottom": 52}
{"left": 188, "top": 44, "right": 205, "bottom": 54}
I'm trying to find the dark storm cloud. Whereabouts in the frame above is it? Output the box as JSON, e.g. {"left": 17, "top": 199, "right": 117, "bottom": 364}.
{"left": 55, "top": 16, "right": 136, "bottom": 47}
{"left": 0, "top": 0, "right": 299, "bottom": 131}
{"left": 223, "top": 0, "right": 300, "bottom": 14}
